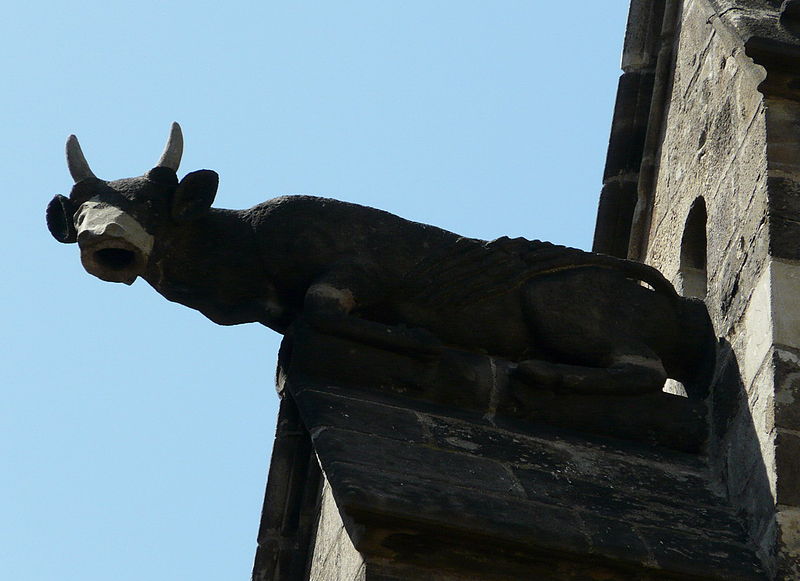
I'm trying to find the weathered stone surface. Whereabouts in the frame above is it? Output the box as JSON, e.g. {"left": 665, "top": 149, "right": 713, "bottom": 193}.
{"left": 292, "top": 387, "right": 429, "bottom": 443}
{"left": 768, "top": 215, "right": 800, "bottom": 260}
{"left": 593, "top": 179, "right": 638, "bottom": 258}
{"left": 326, "top": 460, "right": 592, "bottom": 555}
{"left": 514, "top": 465, "right": 744, "bottom": 540}
{"left": 594, "top": 0, "right": 800, "bottom": 576}
{"left": 621, "top": 0, "right": 666, "bottom": 72}
{"left": 644, "top": 525, "right": 765, "bottom": 581}
{"left": 776, "top": 506, "right": 800, "bottom": 578}
{"left": 770, "top": 260, "right": 800, "bottom": 349}
{"left": 603, "top": 71, "right": 656, "bottom": 180}
{"left": 253, "top": 397, "right": 323, "bottom": 581}
{"left": 768, "top": 176, "right": 800, "bottom": 217}
{"left": 500, "top": 382, "right": 708, "bottom": 452}
{"left": 420, "top": 409, "right": 704, "bottom": 466}
{"left": 774, "top": 347, "right": 800, "bottom": 430}
{"left": 578, "top": 514, "right": 651, "bottom": 565}
{"left": 776, "top": 429, "right": 800, "bottom": 505}
{"left": 308, "top": 478, "right": 365, "bottom": 581}
{"left": 313, "top": 428, "right": 522, "bottom": 498}
{"left": 286, "top": 324, "right": 709, "bottom": 452}
{"left": 274, "top": 358, "right": 764, "bottom": 579}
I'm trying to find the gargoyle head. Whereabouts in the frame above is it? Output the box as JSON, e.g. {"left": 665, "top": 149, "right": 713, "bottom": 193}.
{"left": 46, "top": 123, "right": 218, "bottom": 284}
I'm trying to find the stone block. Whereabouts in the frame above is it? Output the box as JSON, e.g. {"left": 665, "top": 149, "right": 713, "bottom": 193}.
{"left": 769, "top": 215, "right": 800, "bottom": 260}
{"left": 579, "top": 514, "right": 650, "bottom": 564}
{"left": 776, "top": 506, "right": 800, "bottom": 579}
{"left": 292, "top": 387, "right": 428, "bottom": 443}
{"left": 766, "top": 97, "right": 800, "bottom": 173}
{"left": 774, "top": 348, "right": 800, "bottom": 430}
{"left": 709, "top": 345, "right": 746, "bottom": 441}
{"left": 420, "top": 413, "right": 577, "bottom": 467}
{"left": 747, "top": 362, "right": 777, "bottom": 452}
{"left": 310, "top": 524, "right": 364, "bottom": 581}
{"left": 769, "top": 142, "right": 800, "bottom": 174}
{"left": 621, "top": 0, "right": 665, "bottom": 72}
{"left": 309, "top": 478, "right": 366, "bottom": 581}
{"left": 515, "top": 464, "right": 738, "bottom": 537}
{"left": 770, "top": 259, "right": 800, "bottom": 348}
{"left": 719, "top": 399, "right": 776, "bottom": 539}
{"left": 768, "top": 176, "right": 800, "bottom": 217}
{"left": 603, "top": 71, "right": 655, "bottom": 179}
{"left": 323, "top": 460, "right": 591, "bottom": 557}
{"left": 522, "top": 448, "right": 708, "bottom": 498}
{"left": 593, "top": 179, "right": 637, "bottom": 258}
{"left": 311, "top": 427, "right": 522, "bottom": 498}
{"left": 738, "top": 266, "right": 773, "bottom": 388}
{"left": 309, "top": 480, "right": 344, "bottom": 573}
{"left": 644, "top": 524, "right": 764, "bottom": 580}
{"left": 776, "top": 430, "right": 800, "bottom": 505}
{"left": 500, "top": 385, "right": 707, "bottom": 453}
{"left": 419, "top": 405, "right": 708, "bottom": 468}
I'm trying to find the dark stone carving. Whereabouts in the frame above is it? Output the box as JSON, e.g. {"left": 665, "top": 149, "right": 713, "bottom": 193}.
{"left": 280, "top": 322, "right": 709, "bottom": 452}
{"left": 47, "top": 123, "right": 716, "bottom": 399}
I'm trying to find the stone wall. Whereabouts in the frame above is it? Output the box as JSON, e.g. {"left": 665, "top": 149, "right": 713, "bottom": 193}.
{"left": 270, "top": 326, "right": 763, "bottom": 580}
{"left": 761, "top": 93, "right": 800, "bottom": 577}
{"left": 644, "top": 0, "right": 773, "bottom": 562}
{"left": 632, "top": 0, "right": 800, "bottom": 575}
{"left": 308, "top": 476, "right": 365, "bottom": 581}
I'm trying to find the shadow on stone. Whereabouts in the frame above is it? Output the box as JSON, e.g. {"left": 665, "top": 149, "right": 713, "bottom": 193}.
{"left": 279, "top": 319, "right": 708, "bottom": 453}
{"left": 708, "top": 339, "right": 776, "bottom": 574}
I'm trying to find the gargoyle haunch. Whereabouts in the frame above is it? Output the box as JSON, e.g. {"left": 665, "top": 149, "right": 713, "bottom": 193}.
{"left": 47, "top": 123, "right": 715, "bottom": 397}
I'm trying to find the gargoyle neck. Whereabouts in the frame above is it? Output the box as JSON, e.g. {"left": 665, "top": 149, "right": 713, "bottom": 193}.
{"left": 144, "top": 208, "right": 266, "bottom": 305}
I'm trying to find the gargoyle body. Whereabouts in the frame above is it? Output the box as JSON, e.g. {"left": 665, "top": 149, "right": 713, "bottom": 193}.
{"left": 47, "top": 124, "right": 715, "bottom": 397}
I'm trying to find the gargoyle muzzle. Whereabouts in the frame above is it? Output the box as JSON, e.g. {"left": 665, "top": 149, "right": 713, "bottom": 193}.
{"left": 75, "top": 201, "right": 154, "bottom": 285}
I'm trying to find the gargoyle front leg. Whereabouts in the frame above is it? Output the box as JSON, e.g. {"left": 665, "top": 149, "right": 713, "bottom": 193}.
{"left": 515, "top": 350, "right": 668, "bottom": 396}
{"left": 301, "top": 275, "right": 442, "bottom": 357}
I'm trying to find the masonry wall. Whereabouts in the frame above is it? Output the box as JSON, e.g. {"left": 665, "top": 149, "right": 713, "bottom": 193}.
{"left": 762, "top": 83, "right": 800, "bottom": 579}
{"left": 636, "top": 0, "right": 800, "bottom": 575}
{"left": 308, "top": 476, "right": 365, "bottom": 581}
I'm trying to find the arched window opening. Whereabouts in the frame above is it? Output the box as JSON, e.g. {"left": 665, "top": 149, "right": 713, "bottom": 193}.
{"left": 679, "top": 198, "right": 708, "bottom": 299}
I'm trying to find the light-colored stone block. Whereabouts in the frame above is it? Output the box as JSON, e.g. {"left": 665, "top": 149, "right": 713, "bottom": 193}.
{"left": 771, "top": 259, "right": 800, "bottom": 350}
{"left": 309, "top": 473, "right": 365, "bottom": 581}
{"left": 740, "top": 266, "right": 773, "bottom": 389}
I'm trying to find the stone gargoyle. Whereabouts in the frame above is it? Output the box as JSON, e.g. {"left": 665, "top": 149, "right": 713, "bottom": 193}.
{"left": 47, "top": 123, "right": 715, "bottom": 398}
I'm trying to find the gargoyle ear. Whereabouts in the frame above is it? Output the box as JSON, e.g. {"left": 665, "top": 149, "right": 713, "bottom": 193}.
{"left": 46, "top": 194, "right": 77, "bottom": 243}
{"left": 146, "top": 166, "right": 179, "bottom": 185}
{"left": 172, "top": 169, "right": 219, "bottom": 221}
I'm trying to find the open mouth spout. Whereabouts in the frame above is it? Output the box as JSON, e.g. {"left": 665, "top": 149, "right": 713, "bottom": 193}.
{"left": 74, "top": 201, "right": 154, "bottom": 285}
{"left": 79, "top": 236, "right": 146, "bottom": 285}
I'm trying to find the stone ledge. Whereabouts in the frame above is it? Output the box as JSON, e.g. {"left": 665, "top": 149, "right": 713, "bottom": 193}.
{"left": 267, "top": 327, "right": 765, "bottom": 579}
{"left": 284, "top": 323, "right": 708, "bottom": 453}
{"left": 292, "top": 383, "right": 763, "bottom": 580}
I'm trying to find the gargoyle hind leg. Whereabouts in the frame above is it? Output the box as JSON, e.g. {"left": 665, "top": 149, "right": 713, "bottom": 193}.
{"left": 301, "top": 281, "right": 442, "bottom": 358}
{"left": 515, "top": 348, "right": 668, "bottom": 396}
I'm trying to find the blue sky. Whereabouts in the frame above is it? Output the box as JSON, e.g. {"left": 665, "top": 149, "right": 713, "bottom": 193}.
{"left": 3, "top": 2, "right": 628, "bottom": 579}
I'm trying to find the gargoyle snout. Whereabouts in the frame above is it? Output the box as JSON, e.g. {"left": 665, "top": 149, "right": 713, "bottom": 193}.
{"left": 75, "top": 201, "right": 154, "bottom": 285}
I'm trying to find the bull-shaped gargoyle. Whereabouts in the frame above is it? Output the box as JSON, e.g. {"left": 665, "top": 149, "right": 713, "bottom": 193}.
{"left": 47, "top": 123, "right": 715, "bottom": 397}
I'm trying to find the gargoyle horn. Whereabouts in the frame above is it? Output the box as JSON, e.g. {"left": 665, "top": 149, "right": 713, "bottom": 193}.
{"left": 66, "top": 135, "right": 97, "bottom": 182}
{"left": 155, "top": 122, "right": 183, "bottom": 172}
